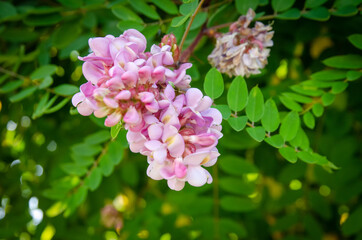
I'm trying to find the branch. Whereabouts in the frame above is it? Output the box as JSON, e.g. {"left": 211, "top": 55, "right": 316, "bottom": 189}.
{"left": 179, "top": 24, "right": 206, "bottom": 63}
{"left": 0, "top": 66, "right": 26, "bottom": 80}
{"left": 179, "top": 0, "right": 206, "bottom": 53}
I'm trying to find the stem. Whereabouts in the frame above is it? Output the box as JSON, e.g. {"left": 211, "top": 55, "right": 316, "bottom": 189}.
{"left": 212, "top": 164, "right": 220, "bottom": 240}
{"left": 257, "top": 14, "right": 276, "bottom": 21}
{"left": 0, "top": 66, "right": 26, "bottom": 80}
{"left": 179, "top": 0, "right": 206, "bottom": 53}
{"left": 179, "top": 24, "right": 206, "bottom": 62}
{"left": 207, "top": 14, "right": 275, "bottom": 32}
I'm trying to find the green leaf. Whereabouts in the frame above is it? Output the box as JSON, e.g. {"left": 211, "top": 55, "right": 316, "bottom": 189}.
{"left": 321, "top": 92, "right": 335, "bottom": 106}
{"left": 219, "top": 155, "right": 258, "bottom": 176}
{"left": 85, "top": 131, "right": 111, "bottom": 145}
{"left": 9, "top": 86, "right": 37, "bottom": 103}
{"left": 39, "top": 76, "right": 53, "bottom": 89}
{"left": 235, "top": 0, "right": 259, "bottom": 15}
{"left": 279, "top": 147, "right": 297, "bottom": 163}
{"left": 57, "top": 0, "right": 83, "bottom": 8}
{"left": 227, "top": 76, "right": 248, "bottom": 112}
{"left": 111, "top": 123, "right": 123, "bottom": 140}
{"left": 323, "top": 55, "right": 362, "bottom": 69}
{"left": 117, "top": 21, "right": 145, "bottom": 32}
{"left": 111, "top": 5, "right": 143, "bottom": 23}
{"left": 120, "top": 162, "right": 139, "bottom": 186}
{"left": 71, "top": 154, "right": 94, "bottom": 167}
{"left": 141, "top": 25, "right": 160, "bottom": 39}
{"left": 312, "top": 103, "right": 324, "bottom": 117}
{"left": 32, "top": 92, "right": 50, "bottom": 119}
{"left": 342, "top": 205, "right": 362, "bottom": 236}
{"left": 84, "top": 168, "right": 102, "bottom": 191}
{"left": 297, "top": 151, "right": 316, "bottom": 163}
{"left": 0, "top": 79, "right": 24, "bottom": 93}
{"left": 45, "top": 98, "right": 70, "bottom": 114}
{"left": 302, "top": 80, "right": 334, "bottom": 88}
{"left": 282, "top": 92, "right": 312, "bottom": 104}
{"left": 220, "top": 196, "right": 257, "bottom": 212}
{"left": 289, "top": 127, "right": 309, "bottom": 150}
{"left": 179, "top": 1, "right": 198, "bottom": 15}
{"left": 346, "top": 71, "right": 362, "bottom": 81}
{"left": 280, "top": 111, "right": 300, "bottom": 141}
{"left": 332, "top": 5, "right": 358, "bottom": 17}
{"left": 272, "top": 0, "right": 295, "bottom": 12}
{"left": 303, "top": 111, "right": 315, "bottom": 129}
{"left": 52, "top": 23, "right": 82, "bottom": 49}
{"left": 64, "top": 185, "right": 87, "bottom": 217}
{"left": 276, "top": 8, "right": 301, "bottom": 19}
{"left": 99, "top": 154, "right": 114, "bottom": 176}
{"left": 246, "top": 126, "right": 265, "bottom": 142}
{"left": 220, "top": 219, "right": 247, "bottom": 238}
{"left": 304, "top": 0, "right": 327, "bottom": 8}
{"left": 310, "top": 70, "right": 347, "bottom": 81}
{"left": 228, "top": 116, "right": 248, "bottom": 131}
{"left": 303, "top": 7, "right": 330, "bottom": 21}
{"left": 53, "top": 84, "right": 79, "bottom": 96}
{"left": 43, "top": 188, "right": 68, "bottom": 201}
{"left": 129, "top": 0, "right": 160, "bottom": 20}
{"left": 171, "top": 13, "right": 191, "bottom": 27}
{"left": 290, "top": 85, "right": 324, "bottom": 97}
{"left": 42, "top": 95, "right": 58, "bottom": 112}
{"left": 212, "top": 105, "right": 231, "bottom": 120}
{"left": 108, "top": 140, "right": 124, "bottom": 165}
{"left": 331, "top": 82, "right": 348, "bottom": 94}
{"left": 279, "top": 95, "right": 303, "bottom": 112}
{"left": 46, "top": 201, "right": 67, "bottom": 217}
{"left": 24, "top": 13, "right": 62, "bottom": 27}
{"left": 190, "top": 12, "right": 207, "bottom": 30}
{"left": 304, "top": 214, "right": 323, "bottom": 240}
{"left": 30, "top": 65, "right": 57, "bottom": 80}
{"left": 0, "top": 2, "right": 17, "bottom": 20}
{"left": 204, "top": 68, "right": 224, "bottom": 99}
{"left": 246, "top": 86, "right": 264, "bottom": 122}
{"left": 348, "top": 34, "right": 362, "bottom": 50}
{"left": 151, "top": 0, "right": 178, "bottom": 14}
{"left": 261, "top": 99, "right": 280, "bottom": 132}
{"left": 71, "top": 143, "right": 102, "bottom": 157}
{"left": 219, "top": 177, "right": 254, "bottom": 195}
{"left": 265, "top": 134, "right": 284, "bottom": 148}
{"left": 61, "top": 163, "right": 88, "bottom": 176}
{"left": 1, "top": 28, "right": 39, "bottom": 43}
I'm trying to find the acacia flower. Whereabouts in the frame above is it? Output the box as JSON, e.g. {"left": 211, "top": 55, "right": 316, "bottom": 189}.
{"left": 72, "top": 29, "right": 222, "bottom": 190}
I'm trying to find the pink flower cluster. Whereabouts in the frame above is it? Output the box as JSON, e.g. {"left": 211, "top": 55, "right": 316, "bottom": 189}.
{"left": 72, "top": 29, "right": 223, "bottom": 191}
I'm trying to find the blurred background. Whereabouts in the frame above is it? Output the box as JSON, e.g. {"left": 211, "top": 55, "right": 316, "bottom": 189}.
{"left": 0, "top": 0, "right": 361, "bottom": 239}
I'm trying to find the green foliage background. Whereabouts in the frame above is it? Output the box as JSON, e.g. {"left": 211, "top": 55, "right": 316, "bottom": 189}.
{"left": 0, "top": 0, "right": 362, "bottom": 239}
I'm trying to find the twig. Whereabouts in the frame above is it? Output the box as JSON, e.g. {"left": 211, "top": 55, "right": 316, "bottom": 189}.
{"left": 179, "top": 0, "right": 206, "bottom": 53}
{"left": 0, "top": 66, "right": 26, "bottom": 80}
{"left": 212, "top": 164, "right": 220, "bottom": 240}
{"left": 207, "top": 14, "right": 276, "bottom": 32}
{"left": 179, "top": 24, "right": 206, "bottom": 62}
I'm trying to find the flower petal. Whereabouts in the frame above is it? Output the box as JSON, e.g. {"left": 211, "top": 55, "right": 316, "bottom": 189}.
{"left": 186, "top": 88, "right": 203, "bottom": 108}
{"left": 148, "top": 123, "right": 163, "bottom": 140}
{"left": 167, "top": 178, "right": 185, "bottom": 191}
{"left": 144, "top": 140, "right": 163, "bottom": 151}
{"left": 186, "top": 166, "right": 207, "bottom": 187}
{"left": 77, "top": 101, "right": 94, "bottom": 116}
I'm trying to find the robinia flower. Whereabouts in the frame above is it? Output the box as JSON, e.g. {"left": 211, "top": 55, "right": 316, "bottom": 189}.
{"left": 72, "top": 30, "right": 222, "bottom": 191}
{"left": 208, "top": 8, "right": 274, "bottom": 77}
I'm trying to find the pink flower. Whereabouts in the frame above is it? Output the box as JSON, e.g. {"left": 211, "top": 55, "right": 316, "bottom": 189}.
{"left": 72, "top": 82, "right": 96, "bottom": 116}
{"left": 73, "top": 29, "right": 223, "bottom": 191}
